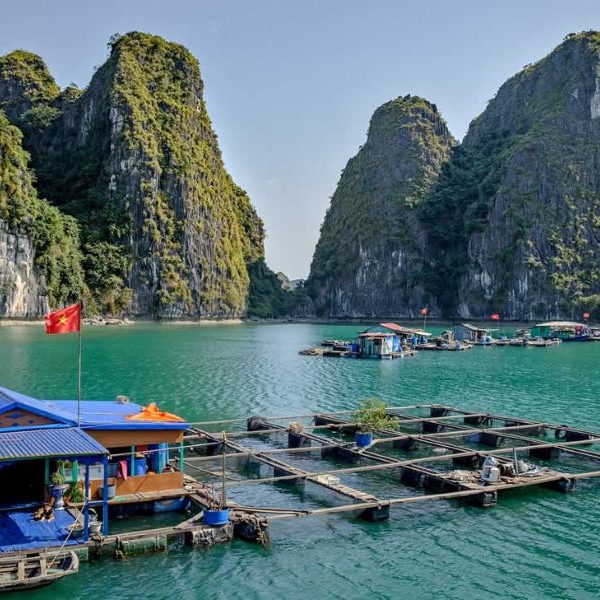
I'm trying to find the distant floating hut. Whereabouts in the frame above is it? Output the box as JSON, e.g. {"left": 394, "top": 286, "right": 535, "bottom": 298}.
{"left": 358, "top": 323, "right": 431, "bottom": 358}
{"left": 452, "top": 323, "right": 496, "bottom": 345}
{"left": 530, "top": 321, "right": 591, "bottom": 341}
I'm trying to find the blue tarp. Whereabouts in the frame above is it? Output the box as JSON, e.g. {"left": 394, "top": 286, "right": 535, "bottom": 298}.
{"left": 0, "top": 510, "right": 81, "bottom": 553}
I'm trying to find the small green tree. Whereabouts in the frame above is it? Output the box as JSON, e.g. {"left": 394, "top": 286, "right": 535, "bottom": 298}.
{"left": 353, "top": 398, "right": 399, "bottom": 432}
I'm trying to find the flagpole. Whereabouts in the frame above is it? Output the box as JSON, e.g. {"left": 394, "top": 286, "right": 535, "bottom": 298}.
{"left": 77, "top": 300, "right": 82, "bottom": 426}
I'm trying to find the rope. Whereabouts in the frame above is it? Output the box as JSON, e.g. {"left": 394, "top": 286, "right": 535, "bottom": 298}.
{"left": 47, "top": 500, "right": 90, "bottom": 568}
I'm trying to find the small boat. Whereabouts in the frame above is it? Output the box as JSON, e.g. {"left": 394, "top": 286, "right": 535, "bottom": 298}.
{"left": 0, "top": 550, "right": 79, "bottom": 593}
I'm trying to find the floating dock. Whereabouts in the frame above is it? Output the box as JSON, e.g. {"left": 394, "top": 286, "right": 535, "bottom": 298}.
{"left": 183, "top": 405, "right": 600, "bottom": 523}
{"left": 3, "top": 403, "right": 600, "bottom": 578}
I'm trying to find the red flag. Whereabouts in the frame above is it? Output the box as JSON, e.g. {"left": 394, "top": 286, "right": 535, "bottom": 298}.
{"left": 583, "top": 312, "right": 591, "bottom": 319}
{"left": 419, "top": 307, "right": 429, "bottom": 316}
{"left": 490, "top": 313, "right": 500, "bottom": 321}
{"left": 45, "top": 303, "right": 81, "bottom": 334}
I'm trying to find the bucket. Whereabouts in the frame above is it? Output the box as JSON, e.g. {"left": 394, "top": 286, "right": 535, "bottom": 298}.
{"left": 355, "top": 431, "right": 373, "bottom": 447}
{"left": 203, "top": 508, "right": 230, "bottom": 526}
{"left": 134, "top": 458, "right": 148, "bottom": 476}
{"left": 107, "top": 483, "right": 117, "bottom": 499}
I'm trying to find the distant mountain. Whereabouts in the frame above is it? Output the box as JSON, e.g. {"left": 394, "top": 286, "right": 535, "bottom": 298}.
{"left": 0, "top": 32, "right": 283, "bottom": 318}
{"left": 308, "top": 32, "right": 600, "bottom": 320}
{"left": 307, "top": 95, "right": 454, "bottom": 317}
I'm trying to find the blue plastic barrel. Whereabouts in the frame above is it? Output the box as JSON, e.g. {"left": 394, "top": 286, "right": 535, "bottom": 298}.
{"left": 355, "top": 432, "right": 373, "bottom": 447}
{"left": 134, "top": 458, "right": 148, "bottom": 476}
{"left": 203, "top": 508, "right": 230, "bottom": 526}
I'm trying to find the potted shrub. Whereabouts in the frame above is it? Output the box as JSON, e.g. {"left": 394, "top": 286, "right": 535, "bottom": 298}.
{"left": 49, "top": 468, "right": 70, "bottom": 510}
{"left": 353, "top": 398, "right": 399, "bottom": 447}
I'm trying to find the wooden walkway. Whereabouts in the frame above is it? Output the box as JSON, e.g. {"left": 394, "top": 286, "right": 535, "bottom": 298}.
{"left": 185, "top": 404, "right": 600, "bottom": 522}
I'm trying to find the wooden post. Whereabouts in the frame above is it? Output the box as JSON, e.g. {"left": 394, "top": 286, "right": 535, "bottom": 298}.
{"left": 221, "top": 432, "right": 227, "bottom": 508}
{"left": 83, "top": 463, "right": 90, "bottom": 542}
{"left": 130, "top": 446, "right": 135, "bottom": 476}
{"left": 102, "top": 455, "right": 109, "bottom": 535}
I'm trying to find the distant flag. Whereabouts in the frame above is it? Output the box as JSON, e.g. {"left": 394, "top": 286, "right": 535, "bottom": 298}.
{"left": 490, "top": 313, "right": 501, "bottom": 321}
{"left": 419, "top": 307, "right": 429, "bottom": 316}
{"left": 583, "top": 312, "right": 591, "bottom": 319}
{"left": 45, "top": 303, "right": 81, "bottom": 334}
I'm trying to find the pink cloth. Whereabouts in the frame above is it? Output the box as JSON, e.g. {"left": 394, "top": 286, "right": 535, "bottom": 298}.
{"left": 116, "top": 460, "right": 128, "bottom": 480}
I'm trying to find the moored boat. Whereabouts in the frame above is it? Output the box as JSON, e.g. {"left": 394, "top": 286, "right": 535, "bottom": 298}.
{"left": 0, "top": 550, "right": 79, "bottom": 593}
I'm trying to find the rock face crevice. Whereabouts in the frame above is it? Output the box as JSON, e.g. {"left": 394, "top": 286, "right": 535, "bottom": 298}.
{"left": 0, "top": 219, "right": 47, "bottom": 317}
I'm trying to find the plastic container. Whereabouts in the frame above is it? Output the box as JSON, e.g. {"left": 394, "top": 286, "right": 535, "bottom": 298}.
{"left": 134, "top": 458, "right": 148, "bottom": 476}
{"left": 355, "top": 431, "right": 373, "bottom": 447}
{"left": 106, "top": 483, "right": 117, "bottom": 499}
{"left": 203, "top": 508, "right": 230, "bottom": 526}
{"left": 481, "top": 465, "right": 500, "bottom": 484}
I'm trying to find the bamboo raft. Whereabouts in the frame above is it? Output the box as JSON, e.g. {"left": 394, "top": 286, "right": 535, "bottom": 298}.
{"left": 183, "top": 404, "right": 600, "bottom": 523}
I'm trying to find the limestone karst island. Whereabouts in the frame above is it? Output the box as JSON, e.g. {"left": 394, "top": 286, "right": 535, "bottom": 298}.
{"left": 1, "top": 5, "right": 600, "bottom": 598}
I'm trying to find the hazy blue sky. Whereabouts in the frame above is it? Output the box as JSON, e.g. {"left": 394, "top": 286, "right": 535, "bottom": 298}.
{"left": 2, "top": 1, "right": 600, "bottom": 278}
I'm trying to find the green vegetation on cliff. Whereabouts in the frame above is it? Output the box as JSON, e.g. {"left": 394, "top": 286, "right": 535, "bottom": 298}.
{"left": 0, "top": 32, "right": 279, "bottom": 318}
{"left": 420, "top": 31, "right": 600, "bottom": 318}
{"left": 307, "top": 95, "right": 454, "bottom": 317}
{"left": 0, "top": 110, "right": 83, "bottom": 306}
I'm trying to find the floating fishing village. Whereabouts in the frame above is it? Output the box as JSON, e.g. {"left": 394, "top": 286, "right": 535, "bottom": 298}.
{"left": 1, "top": 305, "right": 600, "bottom": 591}
{"left": 300, "top": 320, "right": 598, "bottom": 358}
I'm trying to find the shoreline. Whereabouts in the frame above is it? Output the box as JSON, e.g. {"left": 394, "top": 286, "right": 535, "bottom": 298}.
{"left": 0, "top": 316, "right": 557, "bottom": 328}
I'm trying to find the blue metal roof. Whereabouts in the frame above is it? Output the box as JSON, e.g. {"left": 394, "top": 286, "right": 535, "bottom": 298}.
{"left": 0, "top": 388, "right": 189, "bottom": 431}
{"left": 0, "top": 427, "right": 107, "bottom": 461}
{"left": 50, "top": 401, "right": 189, "bottom": 430}
{"left": 0, "top": 387, "right": 76, "bottom": 426}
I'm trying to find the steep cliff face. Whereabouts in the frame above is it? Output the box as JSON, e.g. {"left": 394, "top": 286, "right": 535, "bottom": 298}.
{"left": 422, "top": 32, "right": 600, "bottom": 319}
{"left": 307, "top": 96, "right": 454, "bottom": 317}
{"left": 0, "top": 32, "right": 266, "bottom": 318}
{"left": 0, "top": 110, "right": 83, "bottom": 317}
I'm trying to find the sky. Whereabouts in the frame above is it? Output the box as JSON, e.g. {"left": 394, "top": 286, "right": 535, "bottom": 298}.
{"left": 2, "top": 1, "right": 600, "bottom": 279}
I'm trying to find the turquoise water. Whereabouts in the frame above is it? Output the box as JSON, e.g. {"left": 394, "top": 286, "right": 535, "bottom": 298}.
{"left": 1, "top": 322, "right": 599, "bottom": 599}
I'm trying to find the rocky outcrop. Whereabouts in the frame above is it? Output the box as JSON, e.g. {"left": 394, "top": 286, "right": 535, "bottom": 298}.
{"left": 0, "top": 109, "right": 83, "bottom": 317}
{"left": 309, "top": 32, "right": 600, "bottom": 320}
{"left": 0, "top": 33, "right": 267, "bottom": 318}
{"left": 0, "top": 219, "right": 47, "bottom": 317}
{"left": 424, "top": 31, "right": 600, "bottom": 319}
{"left": 307, "top": 96, "right": 455, "bottom": 317}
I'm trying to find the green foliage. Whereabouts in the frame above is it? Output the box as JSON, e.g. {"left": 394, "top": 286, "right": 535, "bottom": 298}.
{"left": 21, "top": 104, "right": 61, "bottom": 128}
{"left": 353, "top": 399, "right": 399, "bottom": 432}
{"left": 246, "top": 259, "right": 307, "bottom": 317}
{"left": 0, "top": 110, "right": 84, "bottom": 306}
{"left": 50, "top": 470, "right": 65, "bottom": 486}
{"left": 82, "top": 242, "right": 131, "bottom": 315}
{"left": 0, "top": 50, "right": 60, "bottom": 106}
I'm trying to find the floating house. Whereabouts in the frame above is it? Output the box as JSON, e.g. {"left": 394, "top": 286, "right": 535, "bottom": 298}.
{"left": 0, "top": 387, "right": 189, "bottom": 553}
{"left": 452, "top": 323, "right": 496, "bottom": 345}
{"left": 358, "top": 323, "right": 431, "bottom": 358}
{"left": 530, "top": 321, "right": 591, "bottom": 341}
